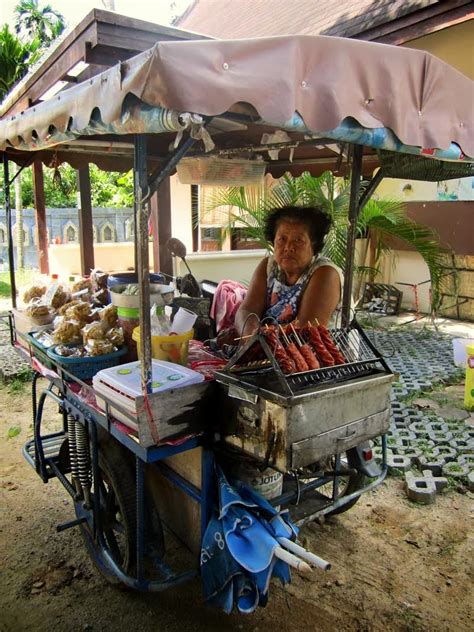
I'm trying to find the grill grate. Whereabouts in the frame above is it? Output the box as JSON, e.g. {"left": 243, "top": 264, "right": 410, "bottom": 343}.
{"left": 217, "top": 321, "right": 391, "bottom": 399}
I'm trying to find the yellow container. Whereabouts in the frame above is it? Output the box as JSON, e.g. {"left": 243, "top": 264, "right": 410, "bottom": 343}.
{"left": 132, "top": 327, "right": 193, "bottom": 366}
{"left": 464, "top": 343, "right": 474, "bottom": 411}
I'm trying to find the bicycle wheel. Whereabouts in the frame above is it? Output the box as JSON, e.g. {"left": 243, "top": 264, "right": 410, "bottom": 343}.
{"left": 77, "top": 437, "right": 164, "bottom": 585}
{"left": 314, "top": 451, "right": 366, "bottom": 516}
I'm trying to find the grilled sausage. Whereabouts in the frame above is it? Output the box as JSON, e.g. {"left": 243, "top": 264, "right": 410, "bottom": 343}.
{"left": 299, "top": 343, "right": 320, "bottom": 369}
{"left": 317, "top": 325, "right": 346, "bottom": 365}
{"left": 286, "top": 342, "right": 309, "bottom": 372}
{"left": 302, "top": 325, "right": 335, "bottom": 366}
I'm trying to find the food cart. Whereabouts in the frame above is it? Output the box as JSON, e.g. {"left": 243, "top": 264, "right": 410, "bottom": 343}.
{"left": 1, "top": 34, "right": 472, "bottom": 610}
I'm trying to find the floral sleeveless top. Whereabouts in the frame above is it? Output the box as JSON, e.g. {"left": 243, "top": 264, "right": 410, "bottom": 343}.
{"left": 264, "top": 255, "right": 344, "bottom": 325}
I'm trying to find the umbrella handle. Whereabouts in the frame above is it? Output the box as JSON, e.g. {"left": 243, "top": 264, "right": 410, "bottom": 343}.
{"left": 277, "top": 537, "right": 331, "bottom": 571}
{"left": 274, "top": 546, "right": 312, "bottom": 575}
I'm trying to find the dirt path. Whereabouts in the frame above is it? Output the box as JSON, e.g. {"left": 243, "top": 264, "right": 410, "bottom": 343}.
{"left": 0, "top": 380, "right": 473, "bottom": 632}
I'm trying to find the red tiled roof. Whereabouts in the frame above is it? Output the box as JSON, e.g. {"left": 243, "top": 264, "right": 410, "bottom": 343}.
{"left": 176, "top": 0, "right": 436, "bottom": 39}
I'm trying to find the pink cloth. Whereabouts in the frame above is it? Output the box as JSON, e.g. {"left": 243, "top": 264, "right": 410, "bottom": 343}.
{"left": 210, "top": 280, "right": 247, "bottom": 332}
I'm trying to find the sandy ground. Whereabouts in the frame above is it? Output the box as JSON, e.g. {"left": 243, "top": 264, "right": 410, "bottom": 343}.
{"left": 0, "top": 379, "right": 473, "bottom": 632}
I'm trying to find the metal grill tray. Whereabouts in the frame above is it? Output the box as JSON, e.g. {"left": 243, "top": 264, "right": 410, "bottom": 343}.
{"left": 217, "top": 321, "right": 392, "bottom": 403}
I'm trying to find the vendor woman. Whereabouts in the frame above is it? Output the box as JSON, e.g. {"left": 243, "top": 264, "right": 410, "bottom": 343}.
{"left": 235, "top": 206, "right": 343, "bottom": 337}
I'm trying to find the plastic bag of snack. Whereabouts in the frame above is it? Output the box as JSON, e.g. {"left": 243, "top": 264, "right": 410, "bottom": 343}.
{"left": 44, "top": 284, "right": 71, "bottom": 310}
{"left": 105, "top": 327, "right": 124, "bottom": 347}
{"left": 54, "top": 344, "right": 83, "bottom": 358}
{"left": 90, "top": 268, "right": 108, "bottom": 291}
{"left": 22, "top": 284, "right": 47, "bottom": 304}
{"left": 53, "top": 320, "right": 82, "bottom": 344}
{"left": 82, "top": 321, "right": 107, "bottom": 343}
{"left": 65, "top": 301, "right": 91, "bottom": 323}
{"left": 99, "top": 304, "right": 118, "bottom": 328}
{"left": 85, "top": 339, "right": 115, "bottom": 356}
{"left": 72, "top": 278, "right": 92, "bottom": 294}
{"left": 91, "top": 288, "right": 108, "bottom": 307}
{"left": 58, "top": 300, "right": 80, "bottom": 316}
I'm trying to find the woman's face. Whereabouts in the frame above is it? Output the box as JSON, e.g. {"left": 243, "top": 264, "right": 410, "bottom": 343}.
{"left": 273, "top": 220, "right": 314, "bottom": 283}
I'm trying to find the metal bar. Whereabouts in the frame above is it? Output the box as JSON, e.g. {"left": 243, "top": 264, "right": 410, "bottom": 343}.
{"left": 145, "top": 134, "right": 200, "bottom": 203}
{"left": 200, "top": 447, "right": 214, "bottom": 543}
{"left": 3, "top": 154, "right": 17, "bottom": 308}
{"left": 342, "top": 144, "right": 364, "bottom": 327}
{"left": 358, "top": 169, "right": 384, "bottom": 211}
{"left": 136, "top": 456, "right": 145, "bottom": 584}
{"left": 155, "top": 460, "right": 201, "bottom": 503}
{"left": 135, "top": 136, "right": 153, "bottom": 396}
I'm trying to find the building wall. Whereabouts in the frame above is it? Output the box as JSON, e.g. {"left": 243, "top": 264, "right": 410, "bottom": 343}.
{"left": 403, "top": 20, "right": 474, "bottom": 79}
{"left": 0, "top": 207, "right": 134, "bottom": 270}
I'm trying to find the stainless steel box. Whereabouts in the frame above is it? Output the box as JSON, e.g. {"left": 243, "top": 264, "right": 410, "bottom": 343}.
{"left": 217, "top": 373, "right": 394, "bottom": 471}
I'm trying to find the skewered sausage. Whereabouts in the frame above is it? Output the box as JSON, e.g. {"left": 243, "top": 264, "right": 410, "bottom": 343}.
{"left": 299, "top": 343, "right": 320, "bottom": 369}
{"left": 317, "top": 325, "right": 346, "bottom": 365}
{"left": 286, "top": 342, "right": 309, "bottom": 372}
{"left": 302, "top": 325, "right": 335, "bottom": 366}
{"left": 262, "top": 326, "right": 296, "bottom": 373}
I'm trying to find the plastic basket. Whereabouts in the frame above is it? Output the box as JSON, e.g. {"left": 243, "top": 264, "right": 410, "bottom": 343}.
{"left": 25, "top": 332, "right": 55, "bottom": 369}
{"left": 47, "top": 345, "right": 127, "bottom": 380}
{"left": 132, "top": 327, "right": 193, "bottom": 366}
{"left": 177, "top": 156, "right": 266, "bottom": 186}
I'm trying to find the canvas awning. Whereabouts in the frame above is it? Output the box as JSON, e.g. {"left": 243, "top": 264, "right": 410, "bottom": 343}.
{"left": 1, "top": 34, "right": 473, "bottom": 177}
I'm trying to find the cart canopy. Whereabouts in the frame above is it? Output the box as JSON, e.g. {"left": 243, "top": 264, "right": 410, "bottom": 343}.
{"left": 1, "top": 34, "right": 473, "bottom": 177}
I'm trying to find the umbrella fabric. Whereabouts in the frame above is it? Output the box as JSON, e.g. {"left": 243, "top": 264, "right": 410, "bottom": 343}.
{"left": 201, "top": 467, "right": 297, "bottom": 613}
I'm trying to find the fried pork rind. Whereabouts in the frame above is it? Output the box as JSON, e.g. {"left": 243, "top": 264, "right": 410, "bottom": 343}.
{"left": 71, "top": 278, "right": 92, "bottom": 293}
{"left": 58, "top": 300, "right": 81, "bottom": 316}
{"left": 25, "top": 303, "right": 50, "bottom": 318}
{"left": 54, "top": 345, "right": 83, "bottom": 358}
{"left": 23, "top": 285, "right": 47, "bottom": 304}
{"left": 50, "top": 286, "right": 71, "bottom": 310}
{"left": 99, "top": 304, "right": 118, "bottom": 328}
{"left": 82, "top": 321, "right": 107, "bottom": 343}
{"left": 64, "top": 301, "right": 91, "bottom": 323}
{"left": 105, "top": 327, "right": 124, "bottom": 347}
{"left": 85, "top": 339, "right": 115, "bottom": 356}
{"left": 53, "top": 320, "right": 82, "bottom": 344}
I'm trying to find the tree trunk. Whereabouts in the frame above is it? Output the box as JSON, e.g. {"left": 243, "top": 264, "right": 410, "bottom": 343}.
{"left": 15, "top": 166, "right": 24, "bottom": 271}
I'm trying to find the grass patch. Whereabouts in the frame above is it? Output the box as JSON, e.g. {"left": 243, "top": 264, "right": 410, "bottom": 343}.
{"left": 0, "top": 269, "right": 37, "bottom": 298}
{"left": 6, "top": 367, "right": 33, "bottom": 394}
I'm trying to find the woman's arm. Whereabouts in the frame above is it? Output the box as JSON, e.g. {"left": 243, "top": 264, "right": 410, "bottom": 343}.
{"left": 297, "top": 265, "right": 341, "bottom": 327}
{"left": 234, "top": 258, "right": 268, "bottom": 336}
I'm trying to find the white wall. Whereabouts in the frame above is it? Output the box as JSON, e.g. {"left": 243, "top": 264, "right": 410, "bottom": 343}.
{"left": 378, "top": 250, "right": 432, "bottom": 313}
{"left": 174, "top": 250, "right": 267, "bottom": 286}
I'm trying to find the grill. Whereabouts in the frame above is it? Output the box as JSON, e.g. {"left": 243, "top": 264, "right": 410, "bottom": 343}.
{"left": 215, "top": 322, "right": 394, "bottom": 470}
{"left": 217, "top": 321, "right": 390, "bottom": 403}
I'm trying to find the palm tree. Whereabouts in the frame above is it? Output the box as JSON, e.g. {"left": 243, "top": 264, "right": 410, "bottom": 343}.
{"left": 204, "top": 171, "right": 450, "bottom": 311}
{"left": 14, "top": 0, "right": 65, "bottom": 45}
{"left": 0, "top": 24, "right": 40, "bottom": 99}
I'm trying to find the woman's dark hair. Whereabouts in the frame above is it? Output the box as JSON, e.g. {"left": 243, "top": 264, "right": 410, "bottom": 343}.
{"left": 264, "top": 206, "right": 332, "bottom": 255}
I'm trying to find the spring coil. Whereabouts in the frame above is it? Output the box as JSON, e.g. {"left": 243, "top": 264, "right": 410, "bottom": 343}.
{"left": 67, "top": 414, "right": 81, "bottom": 496}
{"left": 75, "top": 422, "right": 92, "bottom": 506}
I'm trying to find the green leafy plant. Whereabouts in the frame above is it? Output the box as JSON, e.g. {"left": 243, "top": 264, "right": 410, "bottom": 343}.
{"left": 205, "top": 171, "right": 451, "bottom": 310}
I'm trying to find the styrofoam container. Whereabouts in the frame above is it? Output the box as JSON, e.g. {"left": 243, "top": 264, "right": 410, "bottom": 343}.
{"left": 452, "top": 338, "right": 474, "bottom": 367}
{"left": 93, "top": 359, "right": 204, "bottom": 429}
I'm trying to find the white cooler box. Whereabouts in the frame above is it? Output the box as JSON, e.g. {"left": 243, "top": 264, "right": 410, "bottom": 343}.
{"left": 93, "top": 359, "right": 205, "bottom": 431}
